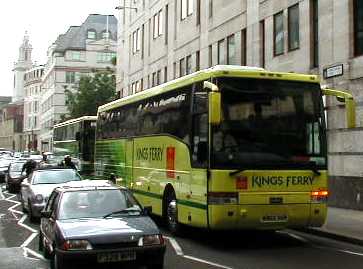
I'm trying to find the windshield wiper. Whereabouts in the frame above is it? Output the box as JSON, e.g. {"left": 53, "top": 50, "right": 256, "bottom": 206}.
{"left": 103, "top": 208, "right": 141, "bottom": 218}
{"left": 229, "top": 161, "right": 322, "bottom": 176}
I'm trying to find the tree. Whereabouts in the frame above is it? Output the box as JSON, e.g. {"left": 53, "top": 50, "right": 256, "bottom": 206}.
{"left": 65, "top": 70, "right": 116, "bottom": 119}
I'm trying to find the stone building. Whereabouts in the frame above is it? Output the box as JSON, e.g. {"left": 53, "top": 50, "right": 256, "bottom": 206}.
{"left": 23, "top": 65, "right": 44, "bottom": 151}
{"left": 40, "top": 14, "right": 118, "bottom": 151}
{"left": 0, "top": 102, "right": 25, "bottom": 151}
{"left": 117, "top": 0, "right": 363, "bottom": 210}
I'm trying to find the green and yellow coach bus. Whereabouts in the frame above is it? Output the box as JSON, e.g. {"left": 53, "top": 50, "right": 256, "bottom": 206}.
{"left": 95, "top": 65, "right": 355, "bottom": 233}
{"left": 53, "top": 116, "right": 97, "bottom": 176}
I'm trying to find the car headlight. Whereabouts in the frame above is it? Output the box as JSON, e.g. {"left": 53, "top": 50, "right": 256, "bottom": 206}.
{"left": 62, "top": 240, "right": 93, "bottom": 251}
{"left": 34, "top": 194, "right": 44, "bottom": 203}
{"left": 138, "top": 235, "right": 164, "bottom": 246}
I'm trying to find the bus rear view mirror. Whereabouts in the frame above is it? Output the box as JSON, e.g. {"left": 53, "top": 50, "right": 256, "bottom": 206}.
{"left": 322, "top": 88, "right": 356, "bottom": 128}
{"left": 204, "top": 81, "right": 221, "bottom": 125}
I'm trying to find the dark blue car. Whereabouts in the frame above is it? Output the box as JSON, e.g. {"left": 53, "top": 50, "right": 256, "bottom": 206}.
{"left": 39, "top": 182, "right": 166, "bottom": 269}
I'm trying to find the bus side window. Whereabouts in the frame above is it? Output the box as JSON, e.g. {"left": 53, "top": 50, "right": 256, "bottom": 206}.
{"left": 192, "top": 83, "right": 208, "bottom": 167}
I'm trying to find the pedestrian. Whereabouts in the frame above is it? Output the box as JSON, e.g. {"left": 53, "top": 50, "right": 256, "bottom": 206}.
{"left": 61, "top": 155, "right": 77, "bottom": 170}
{"left": 21, "top": 159, "right": 37, "bottom": 177}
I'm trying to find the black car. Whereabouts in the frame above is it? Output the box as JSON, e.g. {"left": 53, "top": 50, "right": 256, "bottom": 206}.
{"left": 6, "top": 161, "right": 26, "bottom": 193}
{"left": 39, "top": 182, "right": 166, "bottom": 269}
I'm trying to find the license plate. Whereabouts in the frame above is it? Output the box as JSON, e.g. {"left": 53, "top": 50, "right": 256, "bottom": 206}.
{"left": 261, "top": 215, "right": 288, "bottom": 223}
{"left": 97, "top": 251, "right": 136, "bottom": 263}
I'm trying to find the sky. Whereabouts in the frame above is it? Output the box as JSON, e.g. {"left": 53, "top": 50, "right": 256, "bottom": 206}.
{"left": 0, "top": 0, "right": 119, "bottom": 97}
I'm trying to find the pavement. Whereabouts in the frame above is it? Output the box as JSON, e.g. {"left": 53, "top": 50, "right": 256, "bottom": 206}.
{"left": 302, "top": 206, "right": 363, "bottom": 246}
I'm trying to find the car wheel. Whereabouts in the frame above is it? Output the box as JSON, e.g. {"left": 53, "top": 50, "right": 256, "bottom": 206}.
{"left": 148, "top": 257, "right": 164, "bottom": 269}
{"left": 28, "top": 200, "right": 36, "bottom": 223}
{"left": 20, "top": 194, "right": 27, "bottom": 213}
{"left": 166, "top": 192, "right": 182, "bottom": 235}
{"left": 8, "top": 184, "right": 15, "bottom": 194}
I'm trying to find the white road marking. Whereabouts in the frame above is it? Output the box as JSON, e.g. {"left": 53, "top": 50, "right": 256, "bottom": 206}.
{"left": 1, "top": 187, "right": 44, "bottom": 261}
{"left": 315, "top": 245, "right": 363, "bottom": 257}
{"left": 339, "top": 250, "right": 363, "bottom": 257}
{"left": 279, "top": 231, "right": 309, "bottom": 243}
{"left": 0, "top": 186, "right": 5, "bottom": 200}
{"left": 164, "top": 236, "right": 184, "bottom": 255}
{"left": 24, "top": 247, "right": 46, "bottom": 261}
{"left": 183, "top": 255, "right": 234, "bottom": 269}
{"left": 164, "top": 236, "right": 232, "bottom": 269}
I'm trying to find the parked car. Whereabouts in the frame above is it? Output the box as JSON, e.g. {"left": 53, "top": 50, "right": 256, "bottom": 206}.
{"left": 19, "top": 168, "right": 83, "bottom": 222}
{"left": 39, "top": 183, "right": 166, "bottom": 269}
{"left": 6, "top": 161, "right": 26, "bottom": 193}
{"left": 0, "top": 157, "right": 14, "bottom": 183}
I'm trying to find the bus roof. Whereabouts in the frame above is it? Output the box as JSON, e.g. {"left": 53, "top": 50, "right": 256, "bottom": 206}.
{"left": 98, "top": 65, "right": 320, "bottom": 113}
{"left": 53, "top": 116, "right": 97, "bottom": 129}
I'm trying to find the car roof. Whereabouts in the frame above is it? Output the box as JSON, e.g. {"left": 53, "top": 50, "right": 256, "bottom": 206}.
{"left": 55, "top": 180, "right": 126, "bottom": 193}
{"left": 34, "top": 167, "right": 75, "bottom": 171}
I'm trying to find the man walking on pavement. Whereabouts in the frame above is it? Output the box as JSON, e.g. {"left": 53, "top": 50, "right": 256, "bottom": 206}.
{"left": 21, "top": 159, "right": 37, "bottom": 177}
{"left": 61, "top": 155, "right": 77, "bottom": 170}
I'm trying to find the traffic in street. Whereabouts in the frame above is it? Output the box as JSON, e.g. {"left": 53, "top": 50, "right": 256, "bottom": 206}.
{"left": 1, "top": 183, "right": 363, "bottom": 269}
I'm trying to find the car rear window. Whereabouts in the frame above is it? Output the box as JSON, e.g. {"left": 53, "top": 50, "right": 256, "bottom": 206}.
{"left": 33, "top": 170, "right": 81, "bottom": 184}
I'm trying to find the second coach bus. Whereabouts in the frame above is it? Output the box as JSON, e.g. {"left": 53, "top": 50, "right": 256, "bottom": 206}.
{"left": 53, "top": 116, "right": 97, "bottom": 176}
{"left": 95, "top": 65, "right": 355, "bottom": 233}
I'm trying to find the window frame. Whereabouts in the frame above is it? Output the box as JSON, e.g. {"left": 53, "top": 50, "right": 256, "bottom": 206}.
{"left": 288, "top": 4, "right": 300, "bottom": 51}
{"left": 273, "top": 11, "right": 285, "bottom": 56}
{"left": 227, "top": 34, "right": 236, "bottom": 65}
{"left": 217, "top": 39, "right": 225, "bottom": 65}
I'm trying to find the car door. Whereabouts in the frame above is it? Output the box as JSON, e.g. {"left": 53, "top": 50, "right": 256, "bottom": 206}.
{"left": 42, "top": 191, "right": 59, "bottom": 250}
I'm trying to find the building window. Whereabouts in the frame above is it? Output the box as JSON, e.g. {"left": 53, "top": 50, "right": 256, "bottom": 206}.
{"left": 164, "top": 66, "right": 168, "bottom": 82}
{"left": 196, "top": 50, "right": 200, "bottom": 71}
{"left": 288, "top": 4, "right": 300, "bottom": 51}
{"left": 180, "top": 58, "right": 185, "bottom": 76}
{"left": 196, "top": 0, "right": 201, "bottom": 25}
{"left": 186, "top": 55, "right": 192, "bottom": 74}
{"left": 153, "top": 10, "right": 163, "bottom": 38}
{"left": 274, "top": 11, "right": 284, "bottom": 56}
{"left": 241, "top": 28, "right": 247, "bottom": 65}
{"left": 132, "top": 28, "right": 141, "bottom": 53}
{"left": 354, "top": 0, "right": 363, "bottom": 56}
{"left": 97, "top": 52, "right": 116, "bottom": 62}
{"left": 152, "top": 72, "right": 157, "bottom": 87}
{"left": 209, "top": 45, "right": 213, "bottom": 67}
{"left": 227, "top": 34, "right": 236, "bottom": 65}
{"left": 70, "top": 51, "right": 81, "bottom": 61}
{"left": 181, "top": 0, "right": 193, "bottom": 20}
{"left": 260, "top": 20, "right": 265, "bottom": 67}
{"left": 157, "top": 70, "right": 161, "bottom": 85}
{"left": 311, "top": 0, "right": 319, "bottom": 67}
{"left": 87, "top": 30, "right": 96, "bottom": 39}
{"left": 218, "top": 39, "right": 225, "bottom": 64}
{"left": 102, "top": 31, "right": 111, "bottom": 39}
{"left": 66, "top": 72, "right": 75, "bottom": 83}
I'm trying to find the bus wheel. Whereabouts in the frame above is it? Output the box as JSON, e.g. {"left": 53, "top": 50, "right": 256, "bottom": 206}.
{"left": 166, "top": 193, "right": 181, "bottom": 235}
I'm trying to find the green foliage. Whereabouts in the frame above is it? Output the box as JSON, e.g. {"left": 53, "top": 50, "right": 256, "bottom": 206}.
{"left": 65, "top": 71, "right": 116, "bottom": 119}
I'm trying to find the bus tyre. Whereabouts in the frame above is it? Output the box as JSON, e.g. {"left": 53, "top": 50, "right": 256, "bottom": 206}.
{"left": 166, "top": 193, "right": 182, "bottom": 235}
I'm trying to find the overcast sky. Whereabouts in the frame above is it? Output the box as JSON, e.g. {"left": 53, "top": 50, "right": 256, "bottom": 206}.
{"left": 0, "top": 0, "right": 119, "bottom": 97}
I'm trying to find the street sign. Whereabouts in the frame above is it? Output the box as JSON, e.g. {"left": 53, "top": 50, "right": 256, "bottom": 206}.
{"left": 323, "top": 64, "right": 344, "bottom": 79}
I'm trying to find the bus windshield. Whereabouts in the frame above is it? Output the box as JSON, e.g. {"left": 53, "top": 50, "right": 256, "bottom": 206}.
{"left": 212, "top": 77, "right": 326, "bottom": 169}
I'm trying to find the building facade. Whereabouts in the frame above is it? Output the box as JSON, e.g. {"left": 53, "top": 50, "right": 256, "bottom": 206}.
{"left": 40, "top": 14, "right": 118, "bottom": 151}
{"left": 117, "top": 0, "right": 363, "bottom": 210}
{"left": 23, "top": 65, "right": 44, "bottom": 151}
{"left": 0, "top": 102, "right": 25, "bottom": 151}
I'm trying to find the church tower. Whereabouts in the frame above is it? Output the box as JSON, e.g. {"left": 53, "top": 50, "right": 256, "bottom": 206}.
{"left": 13, "top": 32, "right": 33, "bottom": 102}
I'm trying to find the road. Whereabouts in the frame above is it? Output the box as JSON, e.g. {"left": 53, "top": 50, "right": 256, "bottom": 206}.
{"left": 1, "top": 184, "right": 363, "bottom": 269}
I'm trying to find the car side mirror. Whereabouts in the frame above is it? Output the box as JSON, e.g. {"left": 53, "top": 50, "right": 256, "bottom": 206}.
{"left": 40, "top": 210, "right": 52, "bottom": 219}
{"left": 143, "top": 206, "right": 152, "bottom": 215}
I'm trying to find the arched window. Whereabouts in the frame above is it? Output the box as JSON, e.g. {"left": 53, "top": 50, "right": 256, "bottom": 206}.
{"left": 87, "top": 30, "right": 96, "bottom": 39}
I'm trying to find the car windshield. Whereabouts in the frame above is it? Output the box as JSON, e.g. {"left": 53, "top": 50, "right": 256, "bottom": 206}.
{"left": 32, "top": 170, "right": 81, "bottom": 184}
{"left": 9, "top": 163, "right": 24, "bottom": 172}
{"left": 212, "top": 77, "right": 327, "bottom": 169}
{"left": 58, "top": 189, "right": 141, "bottom": 220}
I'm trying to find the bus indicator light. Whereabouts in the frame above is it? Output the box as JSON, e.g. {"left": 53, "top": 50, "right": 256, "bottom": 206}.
{"left": 236, "top": 176, "right": 248, "bottom": 190}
